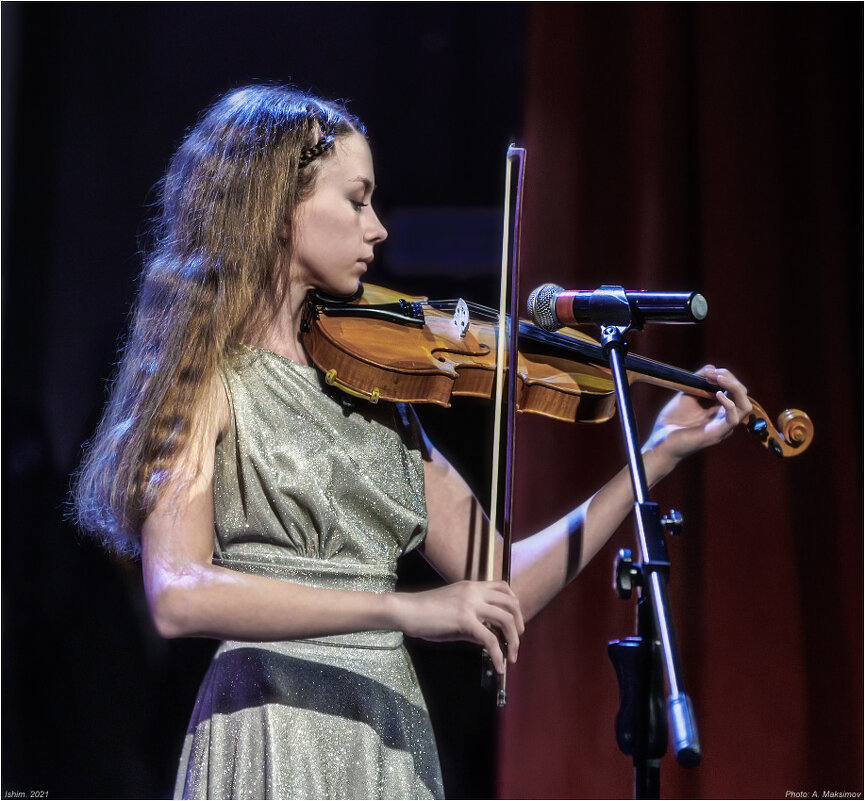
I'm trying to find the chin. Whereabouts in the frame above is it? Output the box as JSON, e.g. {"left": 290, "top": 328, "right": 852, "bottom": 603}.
{"left": 320, "top": 278, "right": 363, "bottom": 300}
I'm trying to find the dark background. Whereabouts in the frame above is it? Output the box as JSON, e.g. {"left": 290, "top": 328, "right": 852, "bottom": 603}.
{"left": 2, "top": 3, "right": 862, "bottom": 799}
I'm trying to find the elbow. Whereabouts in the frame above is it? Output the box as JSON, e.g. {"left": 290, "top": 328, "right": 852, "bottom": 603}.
{"left": 144, "top": 557, "right": 215, "bottom": 639}
{"left": 149, "top": 584, "right": 198, "bottom": 639}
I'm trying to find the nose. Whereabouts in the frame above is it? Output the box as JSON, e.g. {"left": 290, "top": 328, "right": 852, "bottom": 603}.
{"left": 366, "top": 208, "right": 388, "bottom": 244}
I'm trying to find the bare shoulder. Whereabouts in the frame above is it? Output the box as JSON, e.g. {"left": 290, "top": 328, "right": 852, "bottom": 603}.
{"left": 145, "top": 371, "right": 227, "bottom": 519}
{"left": 171, "top": 371, "right": 230, "bottom": 476}
{"left": 142, "top": 373, "right": 227, "bottom": 568}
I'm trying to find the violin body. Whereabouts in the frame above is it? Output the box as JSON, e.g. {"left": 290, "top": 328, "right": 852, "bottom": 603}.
{"left": 302, "top": 284, "right": 501, "bottom": 406}
{"left": 301, "top": 283, "right": 813, "bottom": 457}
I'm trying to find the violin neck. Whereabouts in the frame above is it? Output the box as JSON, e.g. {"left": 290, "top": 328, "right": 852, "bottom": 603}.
{"left": 517, "top": 322, "right": 716, "bottom": 398}
{"left": 624, "top": 352, "right": 716, "bottom": 397}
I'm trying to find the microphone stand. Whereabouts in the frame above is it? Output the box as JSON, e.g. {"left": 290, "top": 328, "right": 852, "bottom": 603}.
{"left": 590, "top": 295, "right": 701, "bottom": 799}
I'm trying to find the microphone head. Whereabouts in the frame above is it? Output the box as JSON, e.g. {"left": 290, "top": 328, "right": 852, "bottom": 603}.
{"left": 527, "top": 283, "right": 563, "bottom": 331}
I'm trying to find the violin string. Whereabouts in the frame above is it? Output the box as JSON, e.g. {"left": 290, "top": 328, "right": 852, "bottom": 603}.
{"left": 427, "top": 299, "right": 499, "bottom": 321}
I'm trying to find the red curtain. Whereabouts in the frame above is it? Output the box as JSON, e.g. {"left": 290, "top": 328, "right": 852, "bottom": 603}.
{"left": 500, "top": 5, "right": 861, "bottom": 798}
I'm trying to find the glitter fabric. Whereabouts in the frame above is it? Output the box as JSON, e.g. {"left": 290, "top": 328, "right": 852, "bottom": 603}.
{"left": 174, "top": 346, "right": 444, "bottom": 800}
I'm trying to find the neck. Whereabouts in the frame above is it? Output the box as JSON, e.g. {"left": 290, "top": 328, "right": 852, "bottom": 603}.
{"left": 254, "top": 284, "right": 310, "bottom": 365}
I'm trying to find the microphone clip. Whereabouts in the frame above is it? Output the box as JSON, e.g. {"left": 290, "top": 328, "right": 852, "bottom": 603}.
{"left": 589, "top": 285, "right": 638, "bottom": 330}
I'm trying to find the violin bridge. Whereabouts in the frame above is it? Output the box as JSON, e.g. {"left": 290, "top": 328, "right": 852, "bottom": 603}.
{"left": 452, "top": 298, "right": 470, "bottom": 338}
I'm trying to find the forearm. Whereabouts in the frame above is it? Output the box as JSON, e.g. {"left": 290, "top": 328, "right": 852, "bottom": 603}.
{"left": 422, "top": 368, "right": 750, "bottom": 643}
{"left": 148, "top": 561, "right": 402, "bottom": 641}
{"left": 510, "top": 445, "right": 679, "bottom": 621}
{"left": 148, "top": 558, "right": 521, "bottom": 673}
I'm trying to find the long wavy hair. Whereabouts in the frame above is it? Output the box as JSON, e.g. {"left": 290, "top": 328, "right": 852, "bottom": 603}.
{"left": 72, "top": 85, "right": 365, "bottom": 557}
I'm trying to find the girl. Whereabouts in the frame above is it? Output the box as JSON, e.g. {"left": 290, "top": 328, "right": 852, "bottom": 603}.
{"left": 73, "top": 85, "right": 751, "bottom": 799}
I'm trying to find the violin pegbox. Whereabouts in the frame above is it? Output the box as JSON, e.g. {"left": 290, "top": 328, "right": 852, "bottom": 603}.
{"left": 745, "top": 404, "right": 814, "bottom": 457}
{"left": 451, "top": 298, "right": 470, "bottom": 338}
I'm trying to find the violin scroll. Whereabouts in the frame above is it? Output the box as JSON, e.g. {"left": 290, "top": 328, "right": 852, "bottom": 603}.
{"left": 745, "top": 403, "right": 814, "bottom": 457}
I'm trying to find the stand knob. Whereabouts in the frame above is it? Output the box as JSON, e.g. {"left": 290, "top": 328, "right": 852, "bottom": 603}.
{"left": 661, "top": 509, "right": 684, "bottom": 536}
{"left": 613, "top": 548, "right": 641, "bottom": 600}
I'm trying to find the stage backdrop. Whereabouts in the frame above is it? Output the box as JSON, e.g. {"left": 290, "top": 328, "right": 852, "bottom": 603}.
{"left": 500, "top": 5, "right": 862, "bottom": 799}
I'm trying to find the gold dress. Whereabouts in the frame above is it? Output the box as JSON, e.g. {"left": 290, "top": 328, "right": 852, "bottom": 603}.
{"left": 174, "top": 346, "right": 444, "bottom": 800}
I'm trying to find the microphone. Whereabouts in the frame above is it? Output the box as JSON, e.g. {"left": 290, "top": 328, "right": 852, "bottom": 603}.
{"left": 527, "top": 283, "right": 708, "bottom": 331}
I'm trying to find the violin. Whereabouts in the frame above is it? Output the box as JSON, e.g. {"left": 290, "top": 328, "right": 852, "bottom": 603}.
{"left": 300, "top": 282, "right": 813, "bottom": 458}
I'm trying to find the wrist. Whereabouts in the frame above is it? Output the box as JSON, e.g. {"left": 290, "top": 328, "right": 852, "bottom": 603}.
{"left": 380, "top": 590, "right": 409, "bottom": 633}
{"left": 642, "top": 440, "right": 681, "bottom": 486}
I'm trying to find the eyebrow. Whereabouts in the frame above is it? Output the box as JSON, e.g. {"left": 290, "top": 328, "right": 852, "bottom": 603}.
{"left": 348, "top": 176, "right": 376, "bottom": 192}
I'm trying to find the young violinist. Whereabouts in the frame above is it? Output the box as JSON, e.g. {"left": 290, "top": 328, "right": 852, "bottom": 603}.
{"left": 72, "top": 85, "right": 752, "bottom": 800}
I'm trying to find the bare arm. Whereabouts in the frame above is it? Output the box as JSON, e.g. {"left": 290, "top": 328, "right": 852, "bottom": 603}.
{"left": 141, "top": 378, "right": 522, "bottom": 672}
{"left": 421, "top": 367, "right": 752, "bottom": 625}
